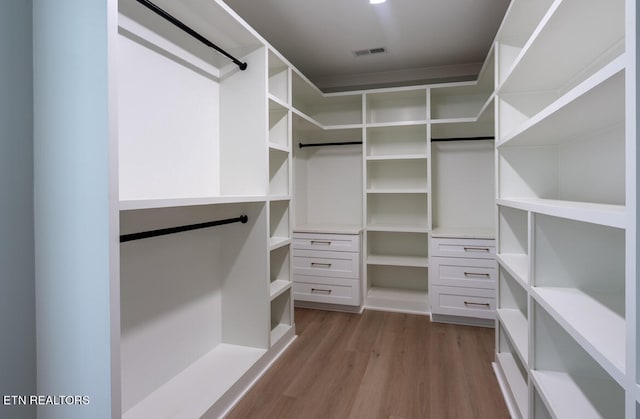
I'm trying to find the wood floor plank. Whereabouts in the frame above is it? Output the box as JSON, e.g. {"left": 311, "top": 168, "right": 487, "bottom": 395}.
{"left": 227, "top": 308, "right": 509, "bottom": 419}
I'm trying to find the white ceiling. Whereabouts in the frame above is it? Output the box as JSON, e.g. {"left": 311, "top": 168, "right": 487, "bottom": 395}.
{"left": 224, "top": 0, "right": 511, "bottom": 92}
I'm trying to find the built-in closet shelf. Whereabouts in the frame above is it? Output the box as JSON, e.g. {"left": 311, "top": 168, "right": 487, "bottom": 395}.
{"left": 366, "top": 287, "right": 429, "bottom": 313}
{"left": 500, "top": 0, "right": 624, "bottom": 94}
{"left": 496, "top": 254, "right": 529, "bottom": 285}
{"left": 268, "top": 142, "right": 289, "bottom": 153}
{"left": 292, "top": 107, "right": 362, "bottom": 132}
{"left": 496, "top": 198, "right": 625, "bottom": 229}
{"left": 497, "top": 308, "right": 528, "bottom": 363}
{"left": 270, "top": 279, "right": 291, "bottom": 301}
{"left": 292, "top": 108, "right": 323, "bottom": 130}
{"left": 494, "top": 0, "right": 553, "bottom": 57}
{"left": 269, "top": 94, "right": 290, "bottom": 111}
{"left": 367, "top": 254, "right": 429, "bottom": 268}
{"left": 366, "top": 154, "right": 428, "bottom": 161}
{"left": 498, "top": 57, "right": 625, "bottom": 147}
{"left": 430, "top": 93, "right": 495, "bottom": 125}
{"left": 430, "top": 117, "right": 477, "bottom": 125}
{"left": 366, "top": 120, "right": 427, "bottom": 129}
{"left": 293, "top": 225, "right": 363, "bottom": 235}
{"left": 531, "top": 287, "right": 625, "bottom": 384}
{"left": 122, "top": 344, "right": 265, "bottom": 419}
{"left": 366, "top": 189, "right": 429, "bottom": 194}
{"left": 119, "top": 195, "right": 266, "bottom": 211}
{"left": 430, "top": 227, "right": 495, "bottom": 239}
{"left": 495, "top": 352, "right": 528, "bottom": 419}
{"left": 268, "top": 195, "right": 291, "bottom": 202}
{"left": 269, "top": 237, "right": 291, "bottom": 251}
{"left": 367, "top": 224, "right": 430, "bottom": 234}
{"left": 531, "top": 371, "right": 623, "bottom": 419}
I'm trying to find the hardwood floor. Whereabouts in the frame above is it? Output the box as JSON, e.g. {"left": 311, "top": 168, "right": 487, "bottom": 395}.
{"left": 227, "top": 308, "right": 509, "bottom": 419}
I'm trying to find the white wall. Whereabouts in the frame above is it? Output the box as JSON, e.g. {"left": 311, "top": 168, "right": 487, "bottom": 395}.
{"left": 0, "top": 2, "right": 36, "bottom": 419}
{"left": 33, "top": 1, "right": 118, "bottom": 418}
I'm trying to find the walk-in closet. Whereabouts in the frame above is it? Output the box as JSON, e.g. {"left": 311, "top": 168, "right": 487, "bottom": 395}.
{"left": 0, "top": 0, "right": 637, "bottom": 418}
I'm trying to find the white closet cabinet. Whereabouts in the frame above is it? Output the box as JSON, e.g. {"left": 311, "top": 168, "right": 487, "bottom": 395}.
{"left": 290, "top": 70, "right": 364, "bottom": 311}
{"left": 492, "top": 0, "right": 635, "bottom": 418}
{"left": 363, "top": 88, "right": 430, "bottom": 313}
{"left": 428, "top": 49, "right": 497, "bottom": 325}
{"left": 118, "top": 1, "right": 298, "bottom": 416}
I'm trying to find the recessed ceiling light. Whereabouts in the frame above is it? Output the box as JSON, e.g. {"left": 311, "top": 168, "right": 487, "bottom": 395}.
{"left": 370, "top": 0, "right": 386, "bottom": 4}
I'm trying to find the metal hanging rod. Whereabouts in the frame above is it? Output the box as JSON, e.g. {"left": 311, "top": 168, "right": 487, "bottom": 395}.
{"left": 299, "top": 141, "right": 363, "bottom": 149}
{"left": 135, "top": 0, "right": 248, "bottom": 71}
{"left": 120, "top": 214, "right": 248, "bottom": 243}
{"left": 431, "top": 136, "right": 494, "bottom": 142}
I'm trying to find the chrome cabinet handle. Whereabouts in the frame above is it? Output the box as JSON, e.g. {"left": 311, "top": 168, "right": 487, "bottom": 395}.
{"left": 311, "top": 288, "right": 332, "bottom": 294}
{"left": 464, "top": 247, "right": 491, "bottom": 252}
{"left": 464, "top": 272, "right": 491, "bottom": 277}
{"left": 464, "top": 301, "right": 491, "bottom": 308}
{"left": 311, "top": 262, "right": 332, "bottom": 268}
{"left": 310, "top": 240, "right": 331, "bottom": 245}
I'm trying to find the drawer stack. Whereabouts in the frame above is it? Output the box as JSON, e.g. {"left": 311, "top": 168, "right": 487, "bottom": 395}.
{"left": 429, "top": 237, "right": 497, "bottom": 324}
{"left": 292, "top": 232, "right": 361, "bottom": 308}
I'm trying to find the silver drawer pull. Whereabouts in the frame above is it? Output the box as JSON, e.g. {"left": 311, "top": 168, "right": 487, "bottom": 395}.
{"left": 311, "top": 288, "right": 332, "bottom": 294}
{"left": 310, "top": 240, "right": 332, "bottom": 245}
{"left": 464, "top": 272, "right": 491, "bottom": 277}
{"left": 464, "top": 247, "right": 491, "bottom": 252}
{"left": 311, "top": 262, "right": 332, "bottom": 268}
{"left": 464, "top": 301, "right": 491, "bottom": 308}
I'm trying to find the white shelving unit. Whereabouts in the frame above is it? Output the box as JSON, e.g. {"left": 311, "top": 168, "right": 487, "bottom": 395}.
{"left": 362, "top": 88, "right": 430, "bottom": 313}
{"left": 493, "top": 1, "right": 636, "bottom": 418}
{"left": 428, "top": 48, "right": 497, "bottom": 325}
{"left": 266, "top": 48, "right": 294, "bottom": 350}
{"left": 86, "top": 1, "right": 298, "bottom": 417}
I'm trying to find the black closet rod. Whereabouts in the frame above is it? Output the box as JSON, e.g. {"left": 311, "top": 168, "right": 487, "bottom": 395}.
{"left": 135, "top": 0, "right": 248, "bottom": 71}
{"left": 299, "top": 141, "right": 363, "bottom": 148}
{"left": 431, "top": 136, "right": 494, "bottom": 142}
{"left": 120, "top": 214, "right": 248, "bottom": 243}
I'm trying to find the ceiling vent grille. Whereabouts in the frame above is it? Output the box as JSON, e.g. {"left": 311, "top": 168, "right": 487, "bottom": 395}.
{"left": 353, "top": 47, "right": 386, "bottom": 57}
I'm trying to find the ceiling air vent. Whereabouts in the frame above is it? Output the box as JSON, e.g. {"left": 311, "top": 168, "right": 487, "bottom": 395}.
{"left": 353, "top": 47, "right": 386, "bottom": 57}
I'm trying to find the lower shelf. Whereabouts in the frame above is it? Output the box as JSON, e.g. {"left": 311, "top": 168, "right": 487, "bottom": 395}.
{"left": 123, "top": 344, "right": 266, "bottom": 419}
{"left": 531, "top": 370, "right": 624, "bottom": 419}
{"left": 495, "top": 352, "right": 528, "bottom": 419}
{"left": 532, "top": 286, "right": 625, "bottom": 383}
{"left": 365, "top": 287, "right": 428, "bottom": 314}
{"left": 497, "top": 308, "right": 528, "bottom": 362}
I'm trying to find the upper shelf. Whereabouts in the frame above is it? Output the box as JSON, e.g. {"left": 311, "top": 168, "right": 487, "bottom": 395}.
{"left": 118, "top": 0, "right": 264, "bottom": 73}
{"left": 366, "top": 88, "right": 427, "bottom": 124}
{"left": 498, "top": 57, "right": 625, "bottom": 147}
{"left": 499, "top": 0, "right": 624, "bottom": 97}
{"left": 120, "top": 195, "right": 266, "bottom": 211}
{"left": 496, "top": 198, "right": 625, "bottom": 229}
{"left": 291, "top": 70, "right": 362, "bottom": 126}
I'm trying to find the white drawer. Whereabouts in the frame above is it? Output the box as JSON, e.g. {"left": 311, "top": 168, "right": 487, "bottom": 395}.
{"left": 430, "top": 237, "right": 496, "bottom": 259}
{"left": 430, "top": 257, "right": 497, "bottom": 289}
{"left": 293, "top": 275, "right": 360, "bottom": 306}
{"left": 293, "top": 233, "right": 360, "bottom": 253}
{"left": 430, "top": 285, "right": 495, "bottom": 319}
{"left": 292, "top": 249, "right": 359, "bottom": 279}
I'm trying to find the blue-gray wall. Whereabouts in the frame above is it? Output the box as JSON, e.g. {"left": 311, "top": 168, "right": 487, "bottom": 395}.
{"left": 33, "top": 1, "right": 115, "bottom": 417}
{"left": 0, "top": 1, "right": 37, "bottom": 419}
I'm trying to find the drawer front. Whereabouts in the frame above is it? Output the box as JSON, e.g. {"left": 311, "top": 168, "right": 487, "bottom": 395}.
{"left": 430, "top": 257, "right": 496, "bottom": 289}
{"left": 430, "top": 285, "right": 495, "bottom": 319}
{"left": 292, "top": 233, "right": 360, "bottom": 253}
{"left": 430, "top": 237, "right": 496, "bottom": 259}
{"left": 293, "top": 275, "right": 360, "bottom": 306}
{"left": 292, "top": 249, "right": 359, "bottom": 279}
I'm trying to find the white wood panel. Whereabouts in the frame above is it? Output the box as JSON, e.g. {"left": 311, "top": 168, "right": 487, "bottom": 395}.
{"left": 118, "top": 29, "right": 220, "bottom": 201}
